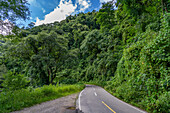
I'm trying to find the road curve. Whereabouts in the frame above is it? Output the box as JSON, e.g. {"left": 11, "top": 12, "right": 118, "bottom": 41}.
{"left": 77, "top": 85, "right": 147, "bottom": 113}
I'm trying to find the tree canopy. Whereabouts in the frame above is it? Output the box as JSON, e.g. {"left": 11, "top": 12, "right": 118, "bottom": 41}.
{"left": 0, "top": 0, "right": 30, "bottom": 22}
{"left": 0, "top": 1, "right": 169, "bottom": 113}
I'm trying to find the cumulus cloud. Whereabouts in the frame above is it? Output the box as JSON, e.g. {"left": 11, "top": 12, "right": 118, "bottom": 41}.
{"left": 35, "top": 0, "right": 77, "bottom": 26}
{"left": 35, "top": 0, "right": 91, "bottom": 26}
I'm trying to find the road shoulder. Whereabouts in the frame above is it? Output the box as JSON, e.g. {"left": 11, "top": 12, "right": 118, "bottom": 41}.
{"left": 12, "top": 93, "right": 79, "bottom": 113}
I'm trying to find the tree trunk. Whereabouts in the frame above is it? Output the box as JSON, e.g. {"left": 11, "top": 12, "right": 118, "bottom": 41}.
{"left": 48, "top": 69, "right": 51, "bottom": 84}
{"left": 51, "top": 75, "right": 56, "bottom": 84}
{"left": 161, "top": 0, "right": 164, "bottom": 14}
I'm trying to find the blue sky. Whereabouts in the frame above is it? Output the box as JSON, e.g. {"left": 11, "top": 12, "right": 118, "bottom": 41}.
{"left": 17, "top": 0, "right": 112, "bottom": 26}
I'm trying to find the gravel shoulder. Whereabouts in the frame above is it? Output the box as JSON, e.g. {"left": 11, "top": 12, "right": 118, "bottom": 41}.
{"left": 12, "top": 93, "right": 79, "bottom": 113}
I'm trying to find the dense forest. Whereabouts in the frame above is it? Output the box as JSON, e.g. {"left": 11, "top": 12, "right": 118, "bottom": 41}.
{"left": 0, "top": 0, "right": 169, "bottom": 113}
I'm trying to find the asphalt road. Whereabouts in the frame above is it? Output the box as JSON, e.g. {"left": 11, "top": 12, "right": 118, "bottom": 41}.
{"left": 77, "top": 85, "right": 147, "bottom": 113}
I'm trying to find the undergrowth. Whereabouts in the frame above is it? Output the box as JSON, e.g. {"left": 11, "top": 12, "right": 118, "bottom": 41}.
{"left": 0, "top": 84, "right": 84, "bottom": 113}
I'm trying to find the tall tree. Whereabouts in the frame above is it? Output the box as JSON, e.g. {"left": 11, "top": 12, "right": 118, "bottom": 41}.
{"left": 116, "top": 0, "right": 162, "bottom": 17}
{"left": 96, "top": 1, "right": 115, "bottom": 31}
{"left": 5, "top": 31, "right": 68, "bottom": 85}
{"left": 0, "top": 0, "right": 30, "bottom": 22}
{"left": 0, "top": 0, "right": 30, "bottom": 36}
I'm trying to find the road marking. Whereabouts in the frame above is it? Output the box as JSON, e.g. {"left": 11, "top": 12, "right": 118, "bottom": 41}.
{"left": 102, "top": 101, "right": 116, "bottom": 113}
{"left": 79, "top": 90, "right": 84, "bottom": 110}
{"left": 94, "top": 92, "right": 97, "bottom": 96}
{"left": 112, "top": 96, "right": 146, "bottom": 113}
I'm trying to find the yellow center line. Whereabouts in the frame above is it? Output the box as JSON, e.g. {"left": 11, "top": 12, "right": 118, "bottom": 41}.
{"left": 102, "top": 101, "right": 116, "bottom": 113}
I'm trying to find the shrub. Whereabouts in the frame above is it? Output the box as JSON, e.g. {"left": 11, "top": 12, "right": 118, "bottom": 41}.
{"left": 0, "top": 84, "right": 84, "bottom": 113}
{"left": 2, "top": 71, "right": 30, "bottom": 91}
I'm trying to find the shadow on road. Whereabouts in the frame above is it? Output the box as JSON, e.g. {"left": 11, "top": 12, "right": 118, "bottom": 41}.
{"left": 76, "top": 109, "right": 84, "bottom": 113}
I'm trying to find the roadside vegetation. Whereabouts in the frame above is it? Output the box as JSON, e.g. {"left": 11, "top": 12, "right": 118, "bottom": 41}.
{"left": 0, "top": 84, "right": 84, "bottom": 113}
{"left": 0, "top": 0, "right": 169, "bottom": 113}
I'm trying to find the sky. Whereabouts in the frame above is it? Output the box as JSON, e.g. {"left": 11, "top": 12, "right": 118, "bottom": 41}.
{"left": 17, "top": 0, "right": 113, "bottom": 27}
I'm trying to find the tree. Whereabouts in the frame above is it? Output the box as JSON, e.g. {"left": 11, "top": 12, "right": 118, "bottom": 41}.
{"left": 96, "top": 1, "right": 115, "bottom": 31}
{"left": 5, "top": 31, "right": 69, "bottom": 85}
{"left": 0, "top": 0, "right": 30, "bottom": 22}
{"left": 161, "top": 0, "right": 170, "bottom": 14}
{"left": 27, "top": 22, "right": 35, "bottom": 29}
{"left": 0, "top": 0, "right": 30, "bottom": 36}
{"left": 80, "top": 30, "right": 103, "bottom": 58}
{"left": 116, "top": 0, "right": 162, "bottom": 17}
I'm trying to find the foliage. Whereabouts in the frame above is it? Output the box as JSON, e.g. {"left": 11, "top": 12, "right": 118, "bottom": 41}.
{"left": 96, "top": 1, "right": 115, "bottom": 31}
{"left": 116, "top": 0, "right": 161, "bottom": 17}
{"left": 2, "top": 71, "right": 30, "bottom": 91}
{"left": 3, "top": 31, "right": 70, "bottom": 85}
{"left": 0, "top": 84, "right": 84, "bottom": 113}
{"left": 0, "top": 0, "right": 30, "bottom": 22}
{"left": 107, "top": 13, "right": 170, "bottom": 112}
{"left": 0, "top": 64, "right": 7, "bottom": 88}
{"left": 0, "top": 0, "right": 169, "bottom": 112}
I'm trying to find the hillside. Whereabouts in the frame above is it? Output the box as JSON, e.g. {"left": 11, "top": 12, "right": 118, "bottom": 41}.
{"left": 0, "top": 1, "right": 169, "bottom": 113}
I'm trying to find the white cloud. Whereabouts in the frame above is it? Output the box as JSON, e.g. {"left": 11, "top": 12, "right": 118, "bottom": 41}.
{"left": 42, "top": 8, "right": 46, "bottom": 13}
{"left": 27, "top": 0, "right": 35, "bottom": 4}
{"left": 100, "top": 0, "right": 113, "bottom": 3}
{"left": 76, "top": 0, "right": 91, "bottom": 12}
{"left": 35, "top": 0, "right": 91, "bottom": 26}
{"left": 35, "top": 0, "right": 77, "bottom": 26}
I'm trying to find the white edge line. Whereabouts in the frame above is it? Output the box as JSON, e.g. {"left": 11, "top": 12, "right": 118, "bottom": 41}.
{"left": 79, "top": 89, "right": 84, "bottom": 110}
{"left": 113, "top": 95, "right": 146, "bottom": 113}
{"left": 94, "top": 92, "right": 97, "bottom": 96}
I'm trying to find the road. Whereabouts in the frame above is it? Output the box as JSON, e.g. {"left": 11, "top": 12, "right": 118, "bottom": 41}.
{"left": 77, "top": 85, "right": 147, "bottom": 113}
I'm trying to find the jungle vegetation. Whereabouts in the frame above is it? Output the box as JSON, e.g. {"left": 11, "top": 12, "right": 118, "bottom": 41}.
{"left": 0, "top": 0, "right": 169, "bottom": 112}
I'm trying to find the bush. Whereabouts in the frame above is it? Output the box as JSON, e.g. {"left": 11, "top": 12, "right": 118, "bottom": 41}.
{"left": 0, "top": 84, "right": 84, "bottom": 113}
{"left": 2, "top": 71, "right": 30, "bottom": 91}
{"left": 156, "top": 92, "right": 170, "bottom": 113}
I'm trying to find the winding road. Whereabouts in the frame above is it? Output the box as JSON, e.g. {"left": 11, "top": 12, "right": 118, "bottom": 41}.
{"left": 77, "top": 85, "right": 147, "bottom": 113}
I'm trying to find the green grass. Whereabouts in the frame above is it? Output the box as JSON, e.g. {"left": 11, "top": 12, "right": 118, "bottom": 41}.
{"left": 0, "top": 84, "right": 84, "bottom": 113}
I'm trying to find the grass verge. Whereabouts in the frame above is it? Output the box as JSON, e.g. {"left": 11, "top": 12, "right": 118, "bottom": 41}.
{"left": 0, "top": 84, "right": 84, "bottom": 113}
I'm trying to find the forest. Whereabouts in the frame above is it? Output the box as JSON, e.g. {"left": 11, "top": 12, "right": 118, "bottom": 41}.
{"left": 0, "top": 0, "right": 169, "bottom": 113}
